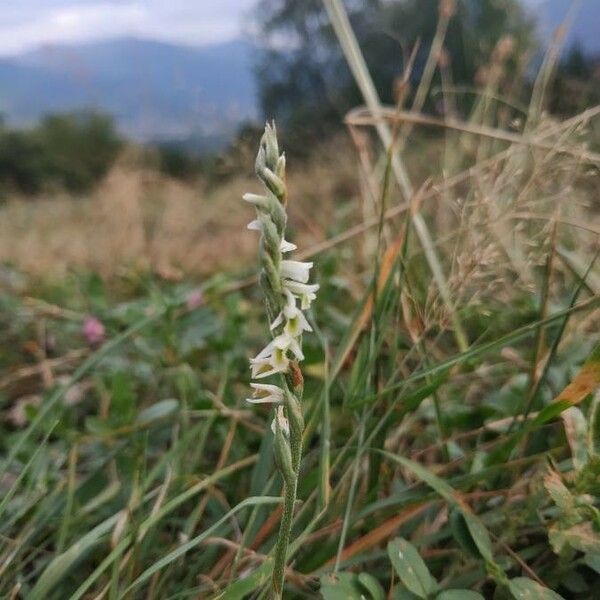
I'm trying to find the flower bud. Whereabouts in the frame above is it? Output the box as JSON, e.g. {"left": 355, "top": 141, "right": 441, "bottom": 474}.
{"left": 275, "top": 153, "right": 286, "bottom": 179}
{"left": 273, "top": 407, "right": 294, "bottom": 485}
{"left": 243, "top": 193, "right": 270, "bottom": 210}
{"left": 284, "top": 389, "right": 304, "bottom": 445}
{"left": 263, "top": 121, "right": 280, "bottom": 169}
{"left": 259, "top": 167, "right": 286, "bottom": 201}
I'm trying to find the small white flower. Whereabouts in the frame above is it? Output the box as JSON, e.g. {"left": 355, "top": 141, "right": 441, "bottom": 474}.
{"left": 271, "top": 296, "right": 312, "bottom": 337}
{"left": 284, "top": 307, "right": 312, "bottom": 337}
{"left": 283, "top": 280, "right": 319, "bottom": 310}
{"left": 280, "top": 239, "right": 297, "bottom": 253}
{"left": 255, "top": 334, "right": 303, "bottom": 360}
{"left": 245, "top": 383, "right": 284, "bottom": 404}
{"left": 250, "top": 346, "right": 289, "bottom": 378}
{"left": 246, "top": 219, "right": 296, "bottom": 253}
{"left": 265, "top": 333, "right": 304, "bottom": 361}
{"left": 249, "top": 333, "right": 304, "bottom": 378}
{"left": 281, "top": 260, "right": 313, "bottom": 283}
{"left": 250, "top": 337, "right": 290, "bottom": 377}
{"left": 271, "top": 405, "right": 290, "bottom": 437}
{"left": 277, "top": 333, "right": 304, "bottom": 361}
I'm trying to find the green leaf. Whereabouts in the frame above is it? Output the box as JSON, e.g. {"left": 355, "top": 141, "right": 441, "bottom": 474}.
{"left": 177, "top": 310, "right": 219, "bottom": 355}
{"left": 0, "top": 421, "right": 57, "bottom": 519}
{"left": 393, "top": 591, "right": 422, "bottom": 600}
{"left": 462, "top": 512, "right": 493, "bottom": 563}
{"left": 320, "top": 573, "right": 364, "bottom": 600}
{"left": 379, "top": 452, "right": 456, "bottom": 503}
{"left": 84, "top": 416, "right": 114, "bottom": 435}
{"left": 583, "top": 553, "right": 600, "bottom": 574}
{"left": 589, "top": 389, "right": 600, "bottom": 456}
{"left": 217, "top": 561, "right": 272, "bottom": 600}
{"left": 450, "top": 509, "right": 484, "bottom": 560}
{"left": 543, "top": 469, "right": 574, "bottom": 513}
{"left": 437, "top": 591, "right": 485, "bottom": 600}
{"left": 346, "top": 338, "right": 372, "bottom": 407}
{"left": 397, "top": 372, "right": 449, "bottom": 411}
{"left": 29, "top": 513, "right": 121, "bottom": 600}
{"left": 357, "top": 572, "right": 386, "bottom": 600}
{"left": 108, "top": 370, "right": 136, "bottom": 424}
{"left": 135, "top": 399, "right": 179, "bottom": 426}
{"left": 508, "top": 577, "right": 565, "bottom": 600}
{"left": 531, "top": 399, "right": 573, "bottom": 429}
{"left": 369, "top": 298, "right": 600, "bottom": 408}
{"left": 548, "top": 525, "right": 568, "bottom": 555}
{"left": 350, "top": 370, "right": 448, "bottom": 410}
{"left": 387, "top": 538, "right": 437, "bottom": 599}
{"left": 66, "top": 465, "right": 270, "bottom": 600}
{"left": 124, "top": 497, "right": 280, "bottom": 595}
{"left": 575, "top": 455, "right": 600, "bottom": 495}
{"left": 380, "top": 451, "right": 498, "bottom": 569}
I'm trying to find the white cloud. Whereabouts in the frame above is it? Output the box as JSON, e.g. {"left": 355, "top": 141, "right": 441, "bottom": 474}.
{"left": 0, "top": 0, "right": 257, "bottom": 55}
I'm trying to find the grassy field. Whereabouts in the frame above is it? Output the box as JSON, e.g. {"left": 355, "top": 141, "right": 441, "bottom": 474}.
{"left": 0, "top": 136, "right": 364, "bottom": 280}
{"left": 1, "top": 21, "right": 600, "bottom": 600}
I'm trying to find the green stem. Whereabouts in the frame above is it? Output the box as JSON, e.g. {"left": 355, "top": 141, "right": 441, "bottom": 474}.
{"left": 272, "top": 469, "right": 298, "bottom": 598}
{"left": 272, "top": 388, "right": 303, "bottom": 598}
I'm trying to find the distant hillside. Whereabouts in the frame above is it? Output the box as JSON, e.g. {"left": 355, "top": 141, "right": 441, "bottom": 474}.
{"left": 0, "top": 4, "right": 596, "bottom": 152}
{"left": 0, "top": 38, "right": 258, "bottom": 149}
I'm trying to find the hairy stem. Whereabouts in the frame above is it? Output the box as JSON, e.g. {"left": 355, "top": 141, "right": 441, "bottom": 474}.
{"left": 272, "top": 388, "right": 303, "bottom": 597}
{"left": 272, "top": 468, "right": 298, "bottom": 598}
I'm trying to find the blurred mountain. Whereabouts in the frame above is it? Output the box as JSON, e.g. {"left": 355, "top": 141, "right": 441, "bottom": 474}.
{"left": 0, "top": 4, "right": 596, "bottom": 154}
{"left": 0, "top": 37, "right": 258, "bottom": 150}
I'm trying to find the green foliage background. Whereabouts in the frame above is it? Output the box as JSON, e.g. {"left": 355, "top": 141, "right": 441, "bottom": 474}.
{"left": 0, "top": 112, "right": 121, "bottom": 196}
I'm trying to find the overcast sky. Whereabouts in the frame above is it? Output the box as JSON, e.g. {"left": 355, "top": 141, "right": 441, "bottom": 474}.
{"left": 0, "top": 1, "right": 257, "bottom": 55}
{"left": 0, "top": 1, "right": 597, "bottom": 56}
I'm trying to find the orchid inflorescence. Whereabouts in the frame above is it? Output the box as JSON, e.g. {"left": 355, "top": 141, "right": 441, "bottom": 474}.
{"left": 243, "top": 123, "right": 318, "bottom": 431}
{"left": 243, "top": 122, "right": 317, "bottom": 596}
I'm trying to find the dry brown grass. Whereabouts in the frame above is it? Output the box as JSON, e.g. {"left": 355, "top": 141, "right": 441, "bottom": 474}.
{"left": 343, "top": 107, "right": 600, "bottom": 332}
{"left": 0, "top": 116, "right": 596, "bottom": 303}
{"left": 0, "top": 168, "right": 255, "bottom": 278}
{"left": 0, "top": 141, "right": 360, "bottom": 280}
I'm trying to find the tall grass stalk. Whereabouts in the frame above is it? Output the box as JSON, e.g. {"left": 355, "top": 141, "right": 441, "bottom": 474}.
{"left": 322, "top": 0, "right": 469, "bottom": 353}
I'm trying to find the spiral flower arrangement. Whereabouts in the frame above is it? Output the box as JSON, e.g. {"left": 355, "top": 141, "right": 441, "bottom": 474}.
{"left": 243, "top": 122, "right": 318, "bottom": 597}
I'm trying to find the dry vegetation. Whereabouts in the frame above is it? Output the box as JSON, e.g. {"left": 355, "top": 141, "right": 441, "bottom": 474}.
{"left": 0, "top": 139, "right": 360, "bottom": 280}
